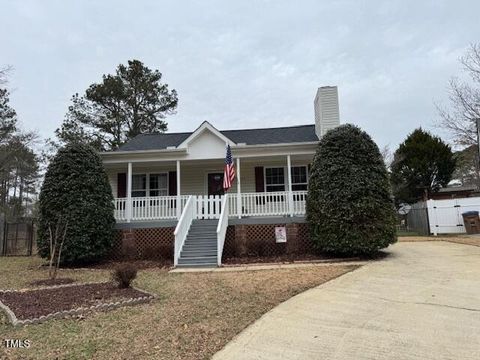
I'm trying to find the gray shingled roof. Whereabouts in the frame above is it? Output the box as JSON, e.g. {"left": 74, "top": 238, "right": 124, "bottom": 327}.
{"left": 117, "top": 124, "right": 318, "bottom": 151}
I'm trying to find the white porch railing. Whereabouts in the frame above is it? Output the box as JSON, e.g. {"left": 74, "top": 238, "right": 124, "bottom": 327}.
{"left": 114, "top": 198, "right": 128, "bottom": 221}
{"left": 292, "top": 191, "right": 308, "bottom": 215}
{"left": 114, "top": 195, "right": 189, "bottom": 222}
{"left": 228, "top": 191, "right": 308, "bottom": 218}
{"left": 114, "top": 191, "right": 307, "bottom": 222}
{"left": 173, "top": 195, "right": 196, "bottom": 266}
{"left": 196, "top": 195, "right": 223, "bottom": 219}
{"left": 216, "top": 194, "right": 229, "bottom": 266}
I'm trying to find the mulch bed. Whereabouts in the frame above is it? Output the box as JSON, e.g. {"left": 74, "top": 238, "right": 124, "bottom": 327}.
{"left": 30, "top": 278, "right": 76, "bottom": 287}
{"left": 0, "top": 282, "right": 152, "bottom": 322}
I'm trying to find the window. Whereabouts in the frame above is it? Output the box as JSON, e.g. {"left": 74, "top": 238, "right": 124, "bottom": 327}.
{"left": 149, "top": 174, "right": 168, "bottom": 196}
{"left": 132, "top": 174, "right": 147, "bottom": 197}
{"left": 265, "top": 168, "right": 285, "bottom": 192}
{"left": 131, "top": 173, "right": 168, "bottom": 197}
{"left": 292, "top": 166, "right": 308, "bottom": 191}
{"left": 264, "top": 166, "right": 308, "bottom": 192}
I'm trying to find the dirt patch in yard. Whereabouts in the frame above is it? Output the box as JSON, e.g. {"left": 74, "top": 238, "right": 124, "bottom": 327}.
{"left": 398, "top": 235, "right": 480, "bottom": 247}
{"left": 223, "top": 253, "right": 340, "bottom": 265}
{"left": 398, "top": 236, "right": 439, "bottom": 242}
{"left": 443, "top": 236, "right": 480, "bottom": 247}
{"left": 0, "top": 283, "right": 149, "bottom": 321}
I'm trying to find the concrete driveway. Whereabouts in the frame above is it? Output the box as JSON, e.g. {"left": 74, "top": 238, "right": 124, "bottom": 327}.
{"left": 213, "top": 242, "right": 480, "bottom": 360}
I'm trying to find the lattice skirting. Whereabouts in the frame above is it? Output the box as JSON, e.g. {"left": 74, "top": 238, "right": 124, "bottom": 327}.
{"left": 110, "top": 223, "right": 313, "bottom": 261}
{"left": 109, "top": 227, "right": 175, "bottom": 260}
{"left": 222, "top": 222, "right": 314, "bottom": 260}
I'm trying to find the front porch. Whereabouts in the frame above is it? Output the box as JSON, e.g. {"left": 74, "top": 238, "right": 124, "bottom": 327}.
{"left": 104, "top": 153, "right": 314, "bottom": 267}
{"left": 106, "top": 154, "right": 312, "bottom": 223}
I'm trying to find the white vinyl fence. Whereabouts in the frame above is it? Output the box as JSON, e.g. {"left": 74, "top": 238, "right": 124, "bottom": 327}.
{"left": 425, "top": 197, "right": 480, "bottom": 235}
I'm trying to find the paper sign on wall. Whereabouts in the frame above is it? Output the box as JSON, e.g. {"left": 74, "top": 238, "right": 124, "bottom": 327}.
{"left": 275, "top": 226, "right": 287, "bottom": 243}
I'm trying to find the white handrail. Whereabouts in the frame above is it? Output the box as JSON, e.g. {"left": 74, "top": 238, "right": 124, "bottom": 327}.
{"left": 216, "top": 194, "right": 229, "bottom": 266}
{"left": 174, "top": 195, "right": 196, "bottom": 266}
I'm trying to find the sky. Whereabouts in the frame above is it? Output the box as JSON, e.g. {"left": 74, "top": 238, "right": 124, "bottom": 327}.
{"left": 1, "top": 0, "right": 479, "bottom": 150}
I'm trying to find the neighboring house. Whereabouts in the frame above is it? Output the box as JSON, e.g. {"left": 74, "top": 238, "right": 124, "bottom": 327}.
{"left": 100, "top": 86, "right": 340, "bottom": 267}
{"left": 430, "top": 185, "right": 479, "bottom": 200}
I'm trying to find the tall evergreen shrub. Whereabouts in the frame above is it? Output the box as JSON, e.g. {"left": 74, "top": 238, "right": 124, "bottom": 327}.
{"left": 37, "top": 143, "right": 115, "bottom": 264}
{"left": 306, "top": 124, "right": 397, "bottom": 255}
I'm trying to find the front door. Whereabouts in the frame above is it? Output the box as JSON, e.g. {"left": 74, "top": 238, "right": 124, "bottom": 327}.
{"left": 208, "top": 173, "right": 225, "bottom": 196}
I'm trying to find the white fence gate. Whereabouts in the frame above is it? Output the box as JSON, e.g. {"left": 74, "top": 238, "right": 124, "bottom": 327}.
{"left": 426, "top": 197, "right": 480, "bottom": 235}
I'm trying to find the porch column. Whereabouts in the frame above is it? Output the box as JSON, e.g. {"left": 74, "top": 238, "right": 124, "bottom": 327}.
{"left": 287, "top": 155, "right": 293, "bottom": 216}
{"left": 176, "top": 160, "right": 181, "bottom": 219}
{"left": 126, "top": 162, "right": 132, "bottom": 223}
{"left": 237, "top": 157, "right": 241, "bottom": 219}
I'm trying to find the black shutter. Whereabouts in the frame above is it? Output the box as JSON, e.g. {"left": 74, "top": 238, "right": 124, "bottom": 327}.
{"left": 168, "top": 171, "right": 177, "bottom": 196}
{"left": 255, "top": 167, "right": 264, "bottom": 192}
{"left": 117, "top": 173, "right": 126, "bottom": 198}
{"left": 254, "top": 167, "right": 265, "bottom": 205}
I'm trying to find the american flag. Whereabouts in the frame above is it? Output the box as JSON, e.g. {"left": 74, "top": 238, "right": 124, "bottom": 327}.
{"left": 223, "top": 144, "right": 235, "bottom": 191}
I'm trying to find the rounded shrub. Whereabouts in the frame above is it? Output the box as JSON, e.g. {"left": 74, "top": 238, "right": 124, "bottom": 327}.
{"left": 306, "top": 124, "right": 397, "bottom": 255}
{"left": 37, "top": 143, "right": 115, "bottom": 264}
{"left": 112, "top": 264, "right": 138, "bottom": 288}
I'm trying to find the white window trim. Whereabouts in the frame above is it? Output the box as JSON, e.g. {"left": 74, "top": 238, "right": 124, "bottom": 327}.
{"left": 264, "top": 165, "right": 309, "bottom": 192}
{"left": 264, "top": 166, "right": 286, "bottom": 192}
{"left": 131, "top": 172, "right": 169, "bottom": 197}
{"left": 291, "top": 165, "right": 309, "bottom": 190}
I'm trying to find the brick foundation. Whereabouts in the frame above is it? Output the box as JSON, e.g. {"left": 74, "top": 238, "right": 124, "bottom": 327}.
{"left": 110, "top": 222, "right": 313, "bottom": 261}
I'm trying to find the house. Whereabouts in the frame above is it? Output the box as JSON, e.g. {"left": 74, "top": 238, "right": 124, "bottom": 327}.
{"left": 100, "top": 86, "right": 340, "bottom": 267}
{"left": 430, "top": 185, "right": 479, "bottom": 200}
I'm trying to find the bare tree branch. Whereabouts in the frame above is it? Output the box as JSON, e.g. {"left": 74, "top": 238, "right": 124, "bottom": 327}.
{"left": 437, "top": 43, "right": 480, "bottom": 187}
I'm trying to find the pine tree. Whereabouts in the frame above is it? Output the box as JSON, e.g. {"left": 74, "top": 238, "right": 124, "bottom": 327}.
{"left": 391, "top": 128, "right": 456, "bottom": 204}
{"left": 55, "top": 59, "right": 178, "bottom": 151}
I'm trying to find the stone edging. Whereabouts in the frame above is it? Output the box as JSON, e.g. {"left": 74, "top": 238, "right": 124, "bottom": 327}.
{"left": 0, "top": 282, "right": 155, "bottom": 327}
